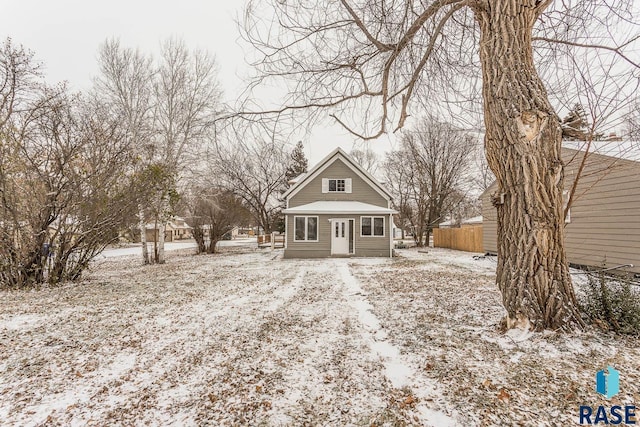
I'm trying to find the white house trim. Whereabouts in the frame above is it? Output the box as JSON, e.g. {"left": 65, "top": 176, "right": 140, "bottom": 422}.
{"left": 283, "top": 201, "right": 397, "bottom": 215}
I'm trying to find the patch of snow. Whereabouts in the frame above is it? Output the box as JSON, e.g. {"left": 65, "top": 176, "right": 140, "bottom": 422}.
{"left": 99, "top": 241, "right": 197, "bottom": 258}
{"left": 1, "top": 313, "right": 43, "bottom": 331}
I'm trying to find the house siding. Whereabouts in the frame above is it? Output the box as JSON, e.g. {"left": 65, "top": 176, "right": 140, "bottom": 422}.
{"left": 481, "top": 148, "right": 640, "bottom": 274}
{"left": 288, "top": 158, "right": 388, "bottom": 208}
{"left": 481, "top": 194, "right": 498, "bottom": 253}
{"left": 284, "top": 214, "right": 392, "bottom": 258}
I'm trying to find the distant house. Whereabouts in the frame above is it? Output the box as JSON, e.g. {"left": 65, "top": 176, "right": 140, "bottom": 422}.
{"left": 282, "top": 148, "right": 397, "bottom": 258}
{"left": 134, "top": 216, "right": 193, "bottom": 243}
{"left": 168, "top": 217, "right": 193, "bottom": 241}
{"left": 481, "top": 146, "right": 640, "bottom": 274}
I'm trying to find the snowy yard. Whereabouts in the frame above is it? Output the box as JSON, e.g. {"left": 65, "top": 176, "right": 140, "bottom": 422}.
{"left": 0, "top": 245, "right": 638, "bottom": 426}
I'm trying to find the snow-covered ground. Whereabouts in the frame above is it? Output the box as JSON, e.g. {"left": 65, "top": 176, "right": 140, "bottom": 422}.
{"left": 0, "top": 246, "right": 638, "bottom": 426}
{"left": 99, "top": 238, "right": 256, "bottom": 258}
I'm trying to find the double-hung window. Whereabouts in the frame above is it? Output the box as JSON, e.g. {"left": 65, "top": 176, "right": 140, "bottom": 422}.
{"left": 322, "top": 178, "right": 352, "bottom": 193}
{"left": 329, "top": 179, "right": 345, "bottom": 192}
{"left": 294, "top": 216, "right": 318, "bottom": 241}
{"left": 361, "top": 216, "right": 385, "bottom": 237}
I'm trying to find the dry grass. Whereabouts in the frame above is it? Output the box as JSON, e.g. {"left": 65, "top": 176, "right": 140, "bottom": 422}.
{"left": 0, "top": 246, "right": 637, "bottom": 426}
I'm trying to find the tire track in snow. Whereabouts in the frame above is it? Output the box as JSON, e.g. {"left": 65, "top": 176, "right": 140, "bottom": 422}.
{"left": 335, "top": 260, "right": 457, "bottom": 427}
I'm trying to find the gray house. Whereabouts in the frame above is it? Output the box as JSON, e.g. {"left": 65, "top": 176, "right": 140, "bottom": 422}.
{"left": 481, "top": 146, "right": 640, "bottom": 274}
{"left": 282, "top": 148, "right": 396, "bottom": 258}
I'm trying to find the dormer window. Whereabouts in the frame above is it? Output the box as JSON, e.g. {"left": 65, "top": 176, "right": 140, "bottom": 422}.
{"left": 322, "top": 178, "right": 352, "bottom": 193}
{"left": 329, "top": 179, "right": 345, "bottom": 192}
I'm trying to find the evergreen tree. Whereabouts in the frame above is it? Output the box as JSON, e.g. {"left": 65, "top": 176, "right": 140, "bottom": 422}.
{"left": 285, "top": 141, "right": 309, "bottom": 182}
{"left": 562, "top": 104, "right": 590, "bottom": 141}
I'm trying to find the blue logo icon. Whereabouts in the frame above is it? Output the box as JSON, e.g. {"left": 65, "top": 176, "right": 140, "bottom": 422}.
{"left": 596, "top": 366, "right": 620, "bottom": 399}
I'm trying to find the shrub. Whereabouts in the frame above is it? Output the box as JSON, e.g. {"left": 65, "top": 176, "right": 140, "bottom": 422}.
{"left": 579, "top": 271, "right": 640, "bottom": 335}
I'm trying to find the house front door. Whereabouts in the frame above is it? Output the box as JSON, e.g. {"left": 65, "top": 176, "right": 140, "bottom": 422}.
{"left": 331, "top": 219, "right": 349, "bottom": 255}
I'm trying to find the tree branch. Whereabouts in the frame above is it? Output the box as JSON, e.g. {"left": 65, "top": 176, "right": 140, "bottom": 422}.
{"left": 533, "top": 36, "right": 640, "bottom": 69}
{"left": 339, "top": 0, "right": 394, "bottom": 52}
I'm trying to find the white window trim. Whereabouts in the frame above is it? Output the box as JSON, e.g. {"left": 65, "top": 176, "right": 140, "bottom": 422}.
{"left": 360, "top": 216, "right": 385, "bottom": 237}
{"left": 293, "top": 216, "right": 319, "bottom": 242}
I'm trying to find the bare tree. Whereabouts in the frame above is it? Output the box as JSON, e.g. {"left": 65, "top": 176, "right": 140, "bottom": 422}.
{"left": 0, "top": 39, "right": 42, "bottom": 129}
{"left": 95, "top": 39, "right": 155, "bottom": 264}
{"left": 350, "top": 147, "right": 379, "bottom": 175}
{"left": 471, "top": 147, "right": 494, "bottom": 194}
{"left": 150, "top": 38, "right": 221, "bottom": 263}
{"left": 95, "top": 38, "right": 221, "bottom": 264}
{"left": 240, "top": 0, "right": 640, "bottom": 330}
{"left": 187, "top": 188, "right": 251, "bottom": 254}
{"left": 384, "top": 117, "right": 474, "bottom": 246}
{"left": 212, "top": 127, "right": 291, "bottom": 234}
{"left": 383, "top": 150, "right": 412, "bottom": 239}
{"left": 41, "top": 98, "right": 136, "bottom": 283}
{"left": 0, "top": 44, "right": 136, "bottom": 287}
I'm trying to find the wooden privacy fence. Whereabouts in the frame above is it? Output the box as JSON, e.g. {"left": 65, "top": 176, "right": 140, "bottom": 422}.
{"left": 433, "top": 225, "right": 483, "bottom": 253}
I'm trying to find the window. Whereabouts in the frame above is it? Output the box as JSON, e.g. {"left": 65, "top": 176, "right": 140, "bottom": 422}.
{"left": 322, "top": 178, "right": 352, "bottom": 193}
{"left": 329, "top": 179, "right": 346, "bottom": 192}
{"left": 361, "top": 216, "right": 385, "bottom": 236}
{"left": 294, "top": 216, "right": 318, "bottom": 241}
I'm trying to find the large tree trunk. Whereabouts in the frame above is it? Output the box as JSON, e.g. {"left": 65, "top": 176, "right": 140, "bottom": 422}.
{"left": 475, "top": 1, "right": 582, "bottom": 331}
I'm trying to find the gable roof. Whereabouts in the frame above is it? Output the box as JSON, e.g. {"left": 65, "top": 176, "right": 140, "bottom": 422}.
{"left": 284, "top": 147, "right": 392, "bottom": 201}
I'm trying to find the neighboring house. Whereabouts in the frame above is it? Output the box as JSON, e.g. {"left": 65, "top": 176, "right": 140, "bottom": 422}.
{"left": 228, "top": 226, "right": 240, "bottom": 239}
{"left": 481, "top": 146, "right": 640, "bottom": 274}
{"left": 282, "top": 148, "right": 397, "bottom": 258}
{"left": 168, "top": 217, "right": 193, "bottom": 241}
{"left": 134, "top": 216, "right": 193, "bottom": 243}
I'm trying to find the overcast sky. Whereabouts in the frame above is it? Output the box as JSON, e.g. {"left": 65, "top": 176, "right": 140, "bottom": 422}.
{"left": 0, "top": 0, "right": 395, "bottom": 165}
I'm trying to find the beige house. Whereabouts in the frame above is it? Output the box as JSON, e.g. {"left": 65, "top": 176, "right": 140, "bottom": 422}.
{"left": 481, "top": 146, "right": 640, "bottom": 274}
{"left": 135, "top": 216, "right": 193, "bottom": 243}
{"left": 282, "top": 148, "right": 397, "bottom": 258}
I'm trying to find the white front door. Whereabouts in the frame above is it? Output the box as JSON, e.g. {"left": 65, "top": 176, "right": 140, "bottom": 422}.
{"left": 331, "top": 219, "right": 349, "bottom": 255}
